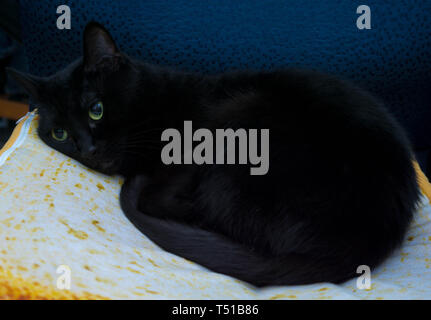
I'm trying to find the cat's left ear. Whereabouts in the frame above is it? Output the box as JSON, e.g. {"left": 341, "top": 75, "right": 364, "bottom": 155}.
{"left": 6, "top": 68, "right": 44, "bottom": 101}
{"left": 83, "top": 22, "right": 121, "bottom": 72}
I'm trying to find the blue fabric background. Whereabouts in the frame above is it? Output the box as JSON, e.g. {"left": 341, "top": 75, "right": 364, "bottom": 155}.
{"left": 18, "top": 0, "right": 431, "bottom": 164}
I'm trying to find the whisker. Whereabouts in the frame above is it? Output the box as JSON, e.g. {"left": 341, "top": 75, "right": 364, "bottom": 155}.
{"left": 120, "top": 138, "right": 161, "bottom": 143}
{"left": 127, "top": 125, "right": 165, "bottom": 134}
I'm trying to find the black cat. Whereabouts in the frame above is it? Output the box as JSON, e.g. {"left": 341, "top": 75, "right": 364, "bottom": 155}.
{"left": 8, "top": 22, "right": 420, "bottom": 287}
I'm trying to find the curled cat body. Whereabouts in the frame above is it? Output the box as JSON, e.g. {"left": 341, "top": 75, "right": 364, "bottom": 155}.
{"left": 8, "top": 22, "right": 420, "bottom": 287}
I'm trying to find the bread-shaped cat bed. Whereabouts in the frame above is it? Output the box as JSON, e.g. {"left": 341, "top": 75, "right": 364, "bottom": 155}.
{"left": 1, "top": 111, "right": 431, "bottom": 299}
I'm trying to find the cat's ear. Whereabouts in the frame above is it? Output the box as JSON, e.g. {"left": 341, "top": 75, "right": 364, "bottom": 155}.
{"left": 6, "top": 68, "right": 44, "bottom": 101}
{"left": 83, "top": 22, "right": 120, "bottom": 72}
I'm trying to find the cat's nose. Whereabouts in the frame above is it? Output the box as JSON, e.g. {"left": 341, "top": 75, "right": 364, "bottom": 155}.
{"left": 81, "top": 145, "right": 97, "bottom": 158}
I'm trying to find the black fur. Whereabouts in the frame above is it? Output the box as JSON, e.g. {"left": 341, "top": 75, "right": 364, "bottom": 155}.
{"left": 8, "top": 22, "right": 421, "bottom": 287}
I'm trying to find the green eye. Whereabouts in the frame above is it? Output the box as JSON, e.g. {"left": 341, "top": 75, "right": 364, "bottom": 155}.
{"left": 89, "top": 101, "right": 104, "bottom": 120}
{"left": 51, "top": 128, "right": 68, "bottom": 141}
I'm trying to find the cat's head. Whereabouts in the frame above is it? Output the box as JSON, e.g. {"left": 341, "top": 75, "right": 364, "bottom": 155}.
{"left": 8, "top": 22, "right": 139, "bottom": 175}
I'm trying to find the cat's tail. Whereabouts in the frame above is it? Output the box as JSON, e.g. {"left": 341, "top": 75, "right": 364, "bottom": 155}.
{"left": 120, "top": 177, "right": 356, "bottom": 287}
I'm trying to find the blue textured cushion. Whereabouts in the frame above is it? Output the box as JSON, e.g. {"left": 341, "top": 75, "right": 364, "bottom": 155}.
{"left": 19, "top": 0, "right": 431, "bottom": 152}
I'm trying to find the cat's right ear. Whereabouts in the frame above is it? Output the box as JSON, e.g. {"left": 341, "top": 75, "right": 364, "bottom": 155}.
{"left": 6, "top": 68, "right": 43, "bottom": 101}
{"left": 83, "top": 21, "right": 120, "bottom": 72}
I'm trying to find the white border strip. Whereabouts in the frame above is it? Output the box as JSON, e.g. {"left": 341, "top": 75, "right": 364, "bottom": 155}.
{"left": 0, "top": 112, "right": 36, "bottom": 167}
